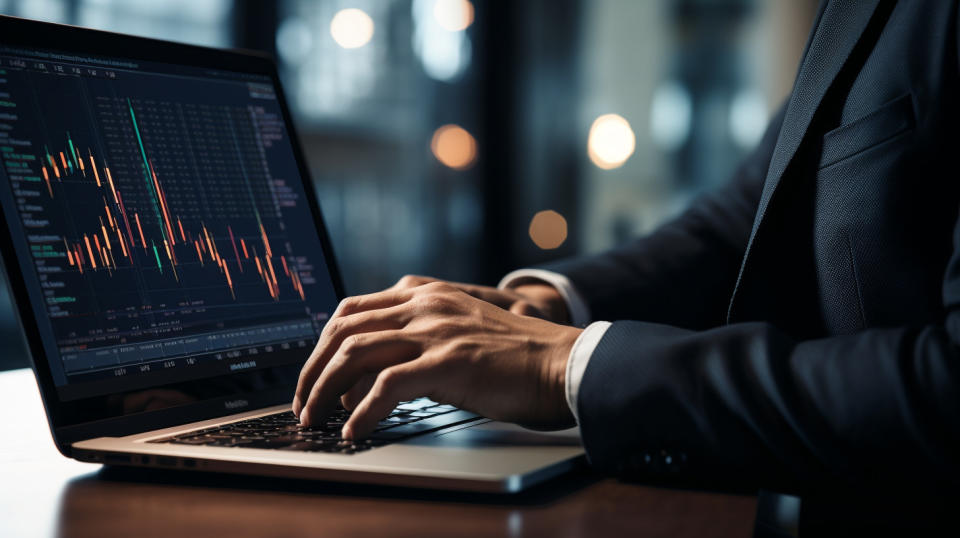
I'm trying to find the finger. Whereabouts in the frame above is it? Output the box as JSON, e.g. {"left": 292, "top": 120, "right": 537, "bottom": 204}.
{"left": 509, "top": 299, "right": 545, "bottom": 319}
{"left": 336, "top": 287, "right": 417, "bottom": 318}
{"left": 393, "top": 275, "right": 517, "bottom": 310}
{"left": 342, "top": 360, "right": 440, "bottom": 440}
{"left": 293, "top": 304, "right": 411, "bottom": 416}
{"left": 455, "top": 284, "right": 515, "bottom": 308}
{"left": 340, "top": 373, "right": 375, "bottom": 411}
{"left": 299, "top": 330, "right": 419, "bottom": 426}
{"left": 294, "top": 306, "right": 406, "bottom": 415}
{"left": 390, "top": 274, "right": 436, "bottom": 289}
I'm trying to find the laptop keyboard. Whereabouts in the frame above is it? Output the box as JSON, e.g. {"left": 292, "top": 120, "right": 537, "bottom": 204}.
{"left": 147, "top": 398, "right": 472, "bottom": 455}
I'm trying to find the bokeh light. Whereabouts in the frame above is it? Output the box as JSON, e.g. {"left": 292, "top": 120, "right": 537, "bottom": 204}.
{"left": 649, "top": 81, "right": 692, "bottom": 151}
{"left": 412, "top": 0, "right": 472, "bottom": 81}
{"left": 528, "top": 210, "right": 568, "bottom": 250}
{"left": 431, "top": 124, "right": 477, "bottom": 170}
{"left": 587, "top": 113, "right": 636, "bottom": 170}
{"left": 330, "top": 8, "right": 374, "bottom": 49}
{"left": 433, "top": 0, "right": 474, "bottom": 32}
{"left": 276, "top": 18, "right": 313, "bottom": 65}
{"left": 729, "top": 89, "right": 768, "bottom": 148}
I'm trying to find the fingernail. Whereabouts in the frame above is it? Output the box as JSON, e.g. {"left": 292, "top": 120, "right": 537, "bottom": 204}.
{"left": 341, "top": 425, "right": 352, "bottom": 440}
{"left": 299, "top": 410, "right": 309, "bottom": 426}
{"left": 291, "top": 396, "right": 301, "bottom": 416}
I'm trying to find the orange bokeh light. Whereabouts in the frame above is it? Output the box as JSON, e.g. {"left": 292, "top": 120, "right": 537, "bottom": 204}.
{"left": 528, "top": 210, "right": 568, "bottom": 250}
{"left": 431, "top": 124, "right": 477, "bottom": 170}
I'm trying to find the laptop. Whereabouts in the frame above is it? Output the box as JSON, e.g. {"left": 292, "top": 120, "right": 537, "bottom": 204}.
{"left": 0, "top": 15, "right": 583, "bottom": 493}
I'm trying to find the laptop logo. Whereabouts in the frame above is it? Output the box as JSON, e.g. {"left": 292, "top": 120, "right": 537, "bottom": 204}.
{"left": 224, "top": 399, "right": 250, "bottom": 410}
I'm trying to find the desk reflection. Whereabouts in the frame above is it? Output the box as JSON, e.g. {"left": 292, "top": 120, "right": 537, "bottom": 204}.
{"left": 54, "top": 466, "right": 757, "bottom": 538}
{"left": 56, "top": 468, "right": 603, "bottom": 538}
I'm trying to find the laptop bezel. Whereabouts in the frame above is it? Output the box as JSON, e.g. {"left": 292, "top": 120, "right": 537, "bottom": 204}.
{"left": 0, "top": 15, "right": 346, "bottom": 454}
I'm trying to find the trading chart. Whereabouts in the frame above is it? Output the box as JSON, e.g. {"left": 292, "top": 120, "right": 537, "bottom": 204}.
{"left": 0, "top": 49, "right": 338, "bottom": 397}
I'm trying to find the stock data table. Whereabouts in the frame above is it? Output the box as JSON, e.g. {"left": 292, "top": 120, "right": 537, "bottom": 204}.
{"left": 0, "top": 368, "right": 759, "bottom": 538}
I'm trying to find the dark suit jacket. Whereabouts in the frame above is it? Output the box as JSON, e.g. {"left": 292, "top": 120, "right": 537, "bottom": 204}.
{"left": 545, "top": 0, "right": 960, "bottom": 492}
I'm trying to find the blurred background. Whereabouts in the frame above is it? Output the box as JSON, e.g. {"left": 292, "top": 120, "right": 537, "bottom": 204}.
{"left": 0, "top": 0, "right": 818, "bottom": 370}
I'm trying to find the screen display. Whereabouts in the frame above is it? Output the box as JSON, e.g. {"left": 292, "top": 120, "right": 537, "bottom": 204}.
{"left": 0, "top": 45, "right": 338, "bottom": 409}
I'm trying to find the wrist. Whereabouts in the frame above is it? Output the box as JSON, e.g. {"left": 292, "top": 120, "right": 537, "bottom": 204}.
{"left": 539, "top": 324, "right": 580, "bottom": 428}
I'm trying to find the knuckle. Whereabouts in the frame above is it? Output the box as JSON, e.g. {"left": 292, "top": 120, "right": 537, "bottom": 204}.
{"left": 375, "top": 368, "right": 401, "bottom": 394}
{"left": 340, "top": 334, "right": 363, "bottom": 355}
{"left": 326, "top": 318, "right": 344, "bottom": 336}
{"left": 416, "top": 287, "right": 454, "bottom": 308}
{"left": 420, "top": 280, "right": 449, "bottom": 293}
{"left": 338, "top": 296, "right": 358, "bottom": 313}
{"left": 397, "top": 274, "right": 424, "bottom": 288}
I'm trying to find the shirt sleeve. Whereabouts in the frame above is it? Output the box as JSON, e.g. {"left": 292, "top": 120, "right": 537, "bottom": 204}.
{"left": 564, "top": 321, "right": 612, "bottom": 422}
{"left": 498, "top": 268, "right": 609, "bottom": 422}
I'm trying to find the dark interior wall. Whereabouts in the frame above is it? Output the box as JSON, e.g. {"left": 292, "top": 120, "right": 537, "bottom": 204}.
{"left": 475, "top": 0, "right": 584, "bottom": 283}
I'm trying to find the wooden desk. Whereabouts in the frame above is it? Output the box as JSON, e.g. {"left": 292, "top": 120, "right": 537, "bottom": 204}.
{"left": 0, "top": 368, "right": 757, "bottom": 537}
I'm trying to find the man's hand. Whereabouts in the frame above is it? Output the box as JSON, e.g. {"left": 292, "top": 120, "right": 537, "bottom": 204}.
{"left": 390, "top": 274, "right": 570, "bottom": 324}
{"left": 292, "top": 280, "right": 582, "bottom": 440}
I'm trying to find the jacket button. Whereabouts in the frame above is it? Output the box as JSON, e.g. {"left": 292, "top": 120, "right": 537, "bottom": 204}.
{"left": 659, "top": 449, "right": 684, "bottom": 473}
{"left": 629, "top": 451, "right": 653, "bottom": 471}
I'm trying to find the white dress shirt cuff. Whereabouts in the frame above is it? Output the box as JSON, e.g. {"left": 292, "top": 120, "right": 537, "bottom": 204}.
{"left": 564, "top": 321, "right": 611, "bottom": 422}
{"left": 497, "top": 268, "right": 592, "bottom": 327}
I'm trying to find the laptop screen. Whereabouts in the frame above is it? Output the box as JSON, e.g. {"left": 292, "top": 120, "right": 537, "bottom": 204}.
{"left": 0, "top": 42, "right": 339, "bottom": 424}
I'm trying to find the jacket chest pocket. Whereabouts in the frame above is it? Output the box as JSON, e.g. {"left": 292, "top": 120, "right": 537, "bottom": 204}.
{"left": 818, "top": 93, "right": 915, "bottom": 170}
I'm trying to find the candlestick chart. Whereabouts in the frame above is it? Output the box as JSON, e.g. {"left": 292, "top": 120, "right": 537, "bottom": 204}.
{"left": 43, "top": 101, "right": 305, "bottom": 303}
{"left": 0, "top": 55, "right": 337, "bottom": 388}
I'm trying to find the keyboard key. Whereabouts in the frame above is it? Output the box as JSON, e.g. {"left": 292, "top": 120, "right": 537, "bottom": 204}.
{"left": 394, "top": 399, "right": 437, "bottom": 411}
{"left": 382, "top": 416, "right": 417, "bottom": 425}
{"left": 278, "top": 425, "right": 303, "bottom": 432}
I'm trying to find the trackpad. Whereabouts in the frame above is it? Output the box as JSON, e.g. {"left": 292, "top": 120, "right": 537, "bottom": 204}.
{"left": 421, "top": 420, "right": 582, "bottom": 447}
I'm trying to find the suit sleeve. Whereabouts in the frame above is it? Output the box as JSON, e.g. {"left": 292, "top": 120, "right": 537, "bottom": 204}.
{"left": 577, "top": 259, "right": 960, "bottom": 491}
{"left": 541, "top": 106, "right": 786, "bottom": 330}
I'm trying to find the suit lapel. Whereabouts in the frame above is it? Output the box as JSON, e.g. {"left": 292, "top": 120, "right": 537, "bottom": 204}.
{"left": 726, "top": 0, "right": 883, "bottom": 322}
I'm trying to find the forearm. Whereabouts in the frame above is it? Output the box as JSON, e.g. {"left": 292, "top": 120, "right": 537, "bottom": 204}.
{"left": 577, "top": 320, "right": 960, "bottom": 493}
{"left": 541, "top": 211, "right": 748, "bottom": 329}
